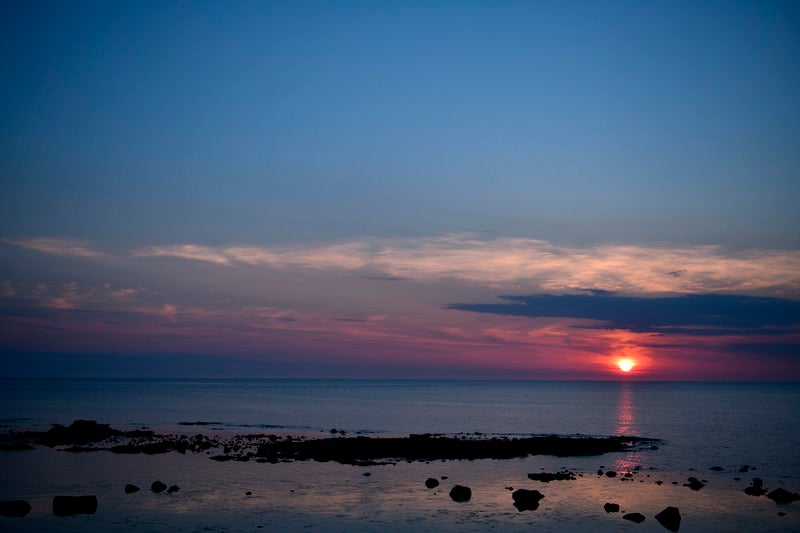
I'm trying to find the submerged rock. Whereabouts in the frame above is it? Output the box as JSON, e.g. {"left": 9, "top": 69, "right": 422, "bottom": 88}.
{"left": 709, "top": 466, "right": 724, "bottom": 471}
{"left": 511, "top": 489, "right": 544, "bottom": 511}
{"left": 623, "top": 512, "right": 646, "bottom": 524}
{"left": 151, "top": 481, "right": 167, "bottom": 493}
{"left": 449, "top": 485, "right": 472, "bottom": 502}
{"left": 0, "top": 500, "right": 31, "bottom": 518}
{"left": 655, "top": 506, "right": 681, "bottom": 532}
{"left": 124, "top": 484, "right": 140, "bottom": 494}
{"left": 52, "top": 495, "right": 97, "bottom": 516}
{"left": 766, "top": 488, "right": 800, "bottom": 504}
{"left": 604, "top": 502, "right": 620, "bottom": 513}
{"left": 425, "top": 478, "right": 439, "bottom": 489}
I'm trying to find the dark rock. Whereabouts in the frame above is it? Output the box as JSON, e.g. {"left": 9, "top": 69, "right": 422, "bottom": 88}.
{"left": 363, "top": 472, "right": 371, "bottom": 476}
{"left": 709, "top": 466, "right": 724, "bottom": 471}
{"left": 766, "top": 488, "right": 800, "bottom": 504}
{"left": 744, "top": 478, "right": 767, "bottom": 496}
{"left": 656, "top": 480, "right": 664, "bottom": 485}
{"left": 655, "top": 506, "right": 681, "bottom": 532}
{"left": 597, "top": 469, "right": 604, "bottom": 476}
{"left": 449, "top": 485, "right": 472, "bottom": 502}
{"left": 425, "top": 478, "right": 439, "bottom": 489}
{"left": 124, "top": 484, "right": 140, "bottom": 494}
{"left": 512, "top": 488, "right": 544, "bottom": 511}
{"left": 151, "top": 481, "right": 167, "bottom": 493}
{"left": 52, "top": 495, "right": 97, "bottom": 516}
{"left": 604, "top": 502, "right": 620, "bottom": 513}
{"left": 778, "top": 511, "right": 786, "bottom": 517}
{"left": 683, "top": 477, "right": 704, "bottom": 491}
{"left": 43, "top": 420, "right": 116, "bottom": 446}
{"left": 527, "top": 470, "right": 575, "bottom": 482}
{"left": 246, "top": 491, "right": 252, "bottom": 496}
{"left": 623, "top": 512, "right": 646, "bottom": 523}
{"left": 0, "top": 500, "right": 32, "bottom": 518}
{"left": 739, "top": 465, "right": 750, "bottom": 473}
{"left": 167, "top": 485, "right": 180, "bottom": 493}
{"left": 606, "top": 470, "right": 617, "bottom": 478}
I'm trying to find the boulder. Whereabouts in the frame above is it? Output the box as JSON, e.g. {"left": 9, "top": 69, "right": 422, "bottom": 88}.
{"left": 44, "top": 420, "right": 115, "bottom": 446}
{"left": 655, "top": 506, "right": 681, "bottom": 532}
{"left": 0, "top": 500, "right": 32, "bottom": 518}
{"left": 52, "top": 495, "right": 97, "bottom": 516}
{"left": 167, "top": 485, "right": 180, "bottom": 493}
{"left": 449, "top": 485, "right": 472, "bottom": 502}
{"left": 623, "top": 512, "right": 646, "bottom": 524}
{"left": 766, "top": 488, "right": 800, "bottom": 504}
{"left": 511, "top": 489, "right": 544, "bottom": 511}
{"left": 124, "top": 484, "right": 140, "bottom": 494}
{"left": 604, "top": 502, "right": 620, "bottom": 513}
{"left": 425, "top": 478, "right": 439, "bottom": 489}
{"left": 605, "top": 470, "right": 617, "bottom": 478}
{"left": 151, "top": 481, "right": 167, "bottom": 493}
{"left": 744, "top": 478, "right": 766, "bottom": 496}
{"left": 683, "top": 477, "right": 704, "bottom": 491}
{"left": 709, "top": 466, "right": 724, "bottom": 471}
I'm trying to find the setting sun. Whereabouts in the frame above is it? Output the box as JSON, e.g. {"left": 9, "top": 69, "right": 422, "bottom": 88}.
{"left": 617, "top": 359, "right": 635, "bottom": 373}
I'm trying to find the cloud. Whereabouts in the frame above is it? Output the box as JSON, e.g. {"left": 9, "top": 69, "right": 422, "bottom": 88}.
{"left": 131, "top": 235, "right": 800, "bottom": 297}
{"left": 2, "top": 237, "right": 105, "bottom": 257}
{"left": 448, "top": 293, "right": 800, "bottom": 336}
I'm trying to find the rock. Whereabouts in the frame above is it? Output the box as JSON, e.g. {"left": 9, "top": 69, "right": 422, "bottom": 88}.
{"left": 683, "top": 477, "right": 704, "bottom": 491}
{"left": 124, "top": 484, "right": 140, "bottom": 494}
{"left": 744, "top": 478, "right": 767, "bottom": 496}
{"left": 512, "top": 488, "right": 544, "bottom": 511}
{"left": 425, "top": 478, "right": 440, "bottom": 489}
{"left": 709, "top": 466, "right": 724, "bottom": 471}
{"left": 246, "top": 491, "right": 252, "bottom": 495}
{"left": 597, "top": 469, "right": 604, "bottom": 475}
{"left": 778, "top": 511, "right": 786, "bottom": 517}
{"left": 52, "top": 495, "right": 97, "bottom": 516}
{"left": 151, "top": 481, "right": 167, "bottom": 493}
{"left": 527, "top": 470, "right": 575, "bottom": 482}
{"left": 604, "top": 502, "right": 620, "bottom": 513}
{"left": 167, "top": 485, "right": 180, "bottom": 493}
{"left": 449, "top": 485, "right": 472, "bottom": 502}
{"left": 623, "top": 512, "right": 646, "bottom": 524}
{"left": 0, "top": 500, "right": 32, "bottom": 518}
{"left": 739, "top": 465, "right": 750, "bottom": 473}
{"left": 766, "top": 488, "right": 800, "bottom": 504}
{"left": 605, "top": 470, "right": 617, "bottom": 478}
{"left": 655, "top": 506, "right": 681, "bottom": 532}
{"left": 43, "top": 420, "right": 115, "bottom": 446}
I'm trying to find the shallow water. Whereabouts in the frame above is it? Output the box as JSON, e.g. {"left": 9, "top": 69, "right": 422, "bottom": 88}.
{"left": 1, "top": 380, "right": 799, "bottom": 531}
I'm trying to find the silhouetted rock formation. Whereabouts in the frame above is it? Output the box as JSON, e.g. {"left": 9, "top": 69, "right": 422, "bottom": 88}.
{"left": 449, "top": 485, "right": 472, "bottom": 502}
{"left": 604, "top": 502, "right": 620, "bottom": 513}
{"left": 52, "top": 495, "right": 97, "bottom": 516}
{"left": 151, "top": 481, "right": 167, "bottom": 493}
{"left": 655, "top": 506, "right": 681, "bottom": 531}
{"left": 767, "top": 488, "right": 800, "bottom": 504}
{"left": 0, "top": 500, "right": 31, "bottom": 518}
{"left": 744, "top": 478, "right": 767, "bottom": 496}
{"left": 124, "top": 484, "right": 140, "bottom": 494}
{"left": 623, "top": 512, "right": 646, "bottom": 523}
{"left": 527, "top": 470, "right": 575, "bottom": 482}
{"left": 425, "top": 478, "right": 439, "bottom": 489}
{"left": 512, "top": 488, "right": 544, "bottom": 511}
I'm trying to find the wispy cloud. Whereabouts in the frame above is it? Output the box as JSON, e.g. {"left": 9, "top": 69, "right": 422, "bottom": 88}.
{"left": 132, "top": 235, "right": 800, "bottom": 297}
{"left": 2, "top": 237, "right": 105, "bottom": 258}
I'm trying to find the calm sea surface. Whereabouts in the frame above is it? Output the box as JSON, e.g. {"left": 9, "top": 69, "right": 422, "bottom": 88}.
{"left": 2, "top": 380, "right": 799, "bottom": 532}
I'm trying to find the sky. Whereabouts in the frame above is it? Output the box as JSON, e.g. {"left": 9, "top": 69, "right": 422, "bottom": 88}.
{"left": 1, "top": 1, "right": 799, "bottom": 379}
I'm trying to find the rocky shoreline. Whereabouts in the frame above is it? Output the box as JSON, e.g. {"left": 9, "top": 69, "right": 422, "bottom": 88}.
{"left": 0, "top": 419, "right": 658, "bottom": 465}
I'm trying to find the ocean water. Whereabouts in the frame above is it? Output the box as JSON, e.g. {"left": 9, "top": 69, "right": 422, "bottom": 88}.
{"left": 2, "top": 379, "right": 799, "bottom": 531}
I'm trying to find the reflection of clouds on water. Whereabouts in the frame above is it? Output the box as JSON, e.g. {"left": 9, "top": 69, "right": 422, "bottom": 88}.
{"left": 615, "top": 382, "right": 640, "bottom": 473}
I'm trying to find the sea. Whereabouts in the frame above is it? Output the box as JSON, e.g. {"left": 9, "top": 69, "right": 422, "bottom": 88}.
{"left": 1, "top": 379, "right": 799, "bottom": 532}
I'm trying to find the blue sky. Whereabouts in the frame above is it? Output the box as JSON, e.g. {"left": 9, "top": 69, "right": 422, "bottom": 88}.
{"left": 1, "top": 1, "right": 799, "bottom": 378}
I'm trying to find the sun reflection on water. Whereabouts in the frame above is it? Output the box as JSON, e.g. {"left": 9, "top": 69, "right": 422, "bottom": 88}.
{"left": 614, "top": 382, "right": 640, "bottom": 473}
